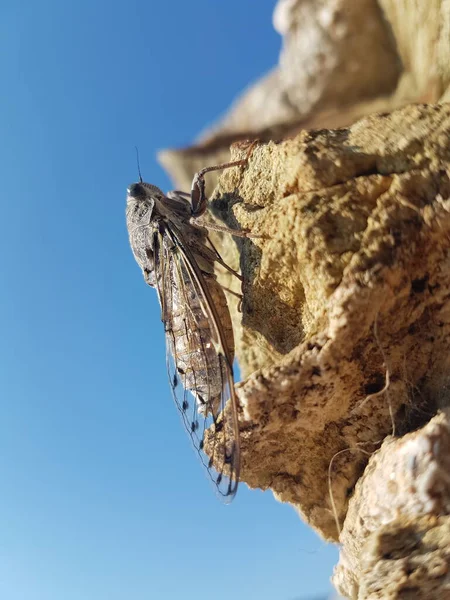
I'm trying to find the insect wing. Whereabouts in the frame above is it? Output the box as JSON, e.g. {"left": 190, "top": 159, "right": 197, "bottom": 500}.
{"left": 153, "top": 222, "right": 240, "bottom": 500}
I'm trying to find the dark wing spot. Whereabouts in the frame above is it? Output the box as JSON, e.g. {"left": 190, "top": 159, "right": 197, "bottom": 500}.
{"left": 199, "top": 439, "right": 204, "bottom": 450}
{"left": 191, "top": 420, "right": 199, "bottom": 432}
{"left": 177, "top": 367, "right": 185, "bottom": 375}
{"left": 173, "top": 373, "right": 178, "bottom": 387}
{"left": 216, "top": 473, "right": 222, "bottom": 485}
{"left": 182, "top": 400, "right": 189, "bottom": 411}
{"left": 208, "top": 457, "right": 214, "bottom": 468}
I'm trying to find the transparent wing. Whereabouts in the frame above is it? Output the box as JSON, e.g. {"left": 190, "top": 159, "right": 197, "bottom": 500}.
{"left": 153, "top": 222, "right": 240, "bottom": 501}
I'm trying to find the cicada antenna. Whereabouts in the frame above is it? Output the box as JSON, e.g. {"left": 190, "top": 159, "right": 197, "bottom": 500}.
{"left": 135, "top": 146, "right": 143, "bottom": 183}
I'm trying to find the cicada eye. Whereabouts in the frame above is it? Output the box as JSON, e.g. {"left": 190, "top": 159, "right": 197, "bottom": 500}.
{"left": 127, "top": 182, "right": 146, "bottom": 198}
{"left": 127, "top": 182, "right": 165, "bottom": 204}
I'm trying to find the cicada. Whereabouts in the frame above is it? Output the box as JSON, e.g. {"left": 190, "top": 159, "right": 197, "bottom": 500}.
{"left": 126, "top": 150, "right": 252, "bottom": 500}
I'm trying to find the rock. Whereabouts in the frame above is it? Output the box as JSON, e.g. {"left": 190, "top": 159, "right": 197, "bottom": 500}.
{"left": 379, "top": 0, "right": 450, "bottom": 103}
{"left": 159, "top": 0, "right": 450, "bottom": 192}
{"left": 206, "top": 104, "right": 450, "bottom": 548}
{"left": 333, "top": 412, "right": 450, "bottom": 598}
{"left": 158, "top": 0, "right": 403, "bottom": 192}
{"left": 273, "top": 0, "right": 400, "bottom": 115}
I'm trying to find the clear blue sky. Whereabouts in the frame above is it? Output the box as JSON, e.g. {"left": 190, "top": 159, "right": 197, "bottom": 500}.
{"left": 1, "top": 1, "right": 338, "bottom": 599}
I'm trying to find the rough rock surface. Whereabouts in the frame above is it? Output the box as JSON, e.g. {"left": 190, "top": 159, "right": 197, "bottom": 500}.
{"left": 272, "top": 0, "right": 400, "bottom": 115}
{"left": 333, "top": 411, "right": 450, "bottom": 598}
{"left": 206, "top": 104, "right": 450, "bottom": 551}
{"left": 358, "top": 514, "right": 450, "bottom": 599}
{"left": 158, "top": 0, "right": 402, "bottom": 192}
{"left": 159, "top": 0, "right": 450, "bottom": 193}
{"left": 379, "top": 0, "right": 450, "bottom": 103}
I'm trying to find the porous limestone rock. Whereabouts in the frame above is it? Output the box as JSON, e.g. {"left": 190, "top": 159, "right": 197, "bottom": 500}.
{"left": 379, "top": 0, "right": 450, "bottom": 104}
{"left": 333, "top": 411, "right": 450, "bottom": 598}
{"left": 159, "top": 0, "right": 403, "bottom": 192}
{"left": 159, "top": 1, "right": 450, "bottom": 193}
{"left": 207, "top": 104, "right": 450, "bottom": 551}
{"left": 273, "top": 0, "right": 400, "bottom": 115}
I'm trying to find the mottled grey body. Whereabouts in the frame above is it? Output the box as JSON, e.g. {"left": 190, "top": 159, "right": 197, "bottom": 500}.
{"left": 125, "top": 163, "right": 245, "bottom": 499}
{"left": 126, "top": 183, "right": 234, "bottom": 404}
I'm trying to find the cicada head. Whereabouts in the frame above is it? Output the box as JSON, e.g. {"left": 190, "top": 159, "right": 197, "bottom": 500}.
{"left": 126, "top": 182, "right": 164, "bottom": 211}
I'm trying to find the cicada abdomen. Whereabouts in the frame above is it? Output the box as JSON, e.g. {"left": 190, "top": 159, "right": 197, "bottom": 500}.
{"left": 153, "top": 218, "right": 239, "bottom": 498}
{"left": 168, "top": 269, "right": 235, "bottom": 413}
